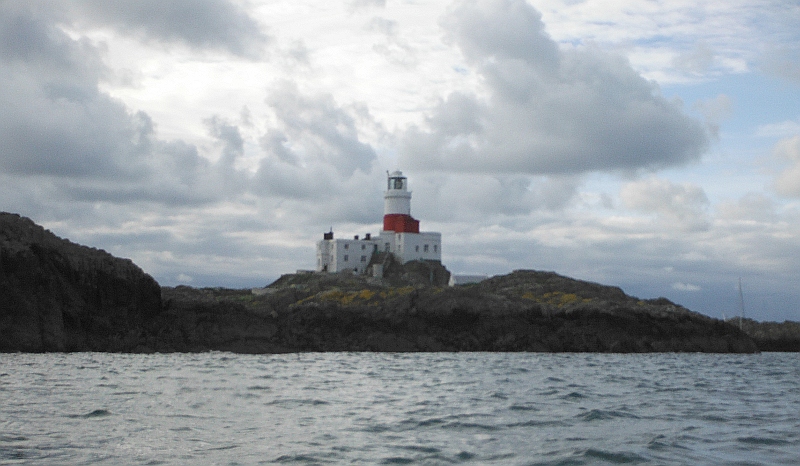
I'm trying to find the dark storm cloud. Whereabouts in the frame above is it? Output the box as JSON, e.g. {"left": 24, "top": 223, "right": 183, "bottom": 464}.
{"left": 66, "top": 0, "right": 269, "bottom": 58}
{"left": 0, "top": 4, "right": 101, "bottom": 79}
{"left": 400, "top": 0, "right": 709, "bottom": 175}
{"left": 0, "top": 3, "right": 146, "bottom": 180}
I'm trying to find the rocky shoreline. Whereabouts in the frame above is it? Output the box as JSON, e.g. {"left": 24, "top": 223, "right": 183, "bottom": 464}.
{"left": 149, "top": 274, "right": 757, "bottom": 353}
{"left": 1, "top": 212, "right": 795, "bottom": 353}
{"left": 1, "top": 213, "right": 161, "bottom": 352}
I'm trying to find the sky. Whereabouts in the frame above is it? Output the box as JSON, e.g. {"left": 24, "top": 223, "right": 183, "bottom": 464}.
{"left": 1, "top": 0, "right": 799, "bottom": 322}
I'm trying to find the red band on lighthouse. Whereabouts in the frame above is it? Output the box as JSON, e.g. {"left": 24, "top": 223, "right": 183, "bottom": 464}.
{"left": 383, "top": 214, "right": 420, "bottom": 233}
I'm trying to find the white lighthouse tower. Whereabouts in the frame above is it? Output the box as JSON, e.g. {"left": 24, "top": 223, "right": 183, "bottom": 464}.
{"left": 382, "top": 171, "right": 418, "bottom": 233}
{"left": 316, "top": 170, "right": 441, "bottom": 273}
{"left": 385, "top": 171, "right": 411, "bottom": 215}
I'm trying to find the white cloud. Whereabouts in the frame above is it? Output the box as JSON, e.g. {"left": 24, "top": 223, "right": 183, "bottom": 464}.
{"left": 620, "top": 178, "right": 710, "bottom": 231}
{"left": 349, "top": 0, "right": 386, "bottom": 12}
{"left": 757, "top": 120, "right": 800, "bottom": 138}
{"left": 717, "top": 193, "right": 778, "bottom": 223}
{"left": 672, "top": 282, "right": 701, "bottom": 292}
{"left": 693, "top": 94, "right": 733, "bottom": 139}
{"left": 259, "top": 82, "right": 378, "bottom": 178}
{"left": 773, "top": 136, "right": 800, "bottom": 198}
{"left": 399, "top": 0, "right": 708, "bottom": 175}
{"left": 529, "top": 0, "right": 798, "bottom": 83}
{"left": 672, "top": 42, "right": 715, "bottom": 75}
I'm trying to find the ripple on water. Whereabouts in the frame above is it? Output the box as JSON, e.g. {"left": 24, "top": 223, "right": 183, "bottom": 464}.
{"left": 576, "top": 409, "right": 640, "bottom": 422}
{"left": 737, "top": 436, "right": 791, "bottom": 446}
{"left": 2, "top": 352, "right": 799, "bottom": 465}
{"left": 64, "top": 409, "right": 112, "bottom": 419}
{"left": 580, "top": 447, "right": 648, "bottom": 464}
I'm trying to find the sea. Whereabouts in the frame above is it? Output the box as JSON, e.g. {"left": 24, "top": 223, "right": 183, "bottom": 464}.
{"left": 1, "top": 352, "right": 798, "bottom": 465}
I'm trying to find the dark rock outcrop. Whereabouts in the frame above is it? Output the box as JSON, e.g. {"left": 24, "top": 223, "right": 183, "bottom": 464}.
{"left": 0, "top": 213, "right": 161, "bottom": 351}
{"left": 151, "top": 270, "right": 758, "bottom": 353}
{"left": 739, "top": 319, "right": 800, "bottom": 351}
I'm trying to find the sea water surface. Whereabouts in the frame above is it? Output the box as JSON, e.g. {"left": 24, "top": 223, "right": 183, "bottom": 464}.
{"left": 1, "top": 352, "right": 798, "bottom": 465}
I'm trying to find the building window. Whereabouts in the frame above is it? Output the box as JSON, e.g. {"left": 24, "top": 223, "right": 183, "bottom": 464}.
{"left": 434, "top": 245, "right": 438, "bottom": 252}
{"left": 415, "top": 245, "right": 419, "bottom": 252}
{"left": 424, "top": 244, "right": 429, "bottom": 252}
{"left": 344, "top": 244, "right": 349, "bottom": 250}
{"left": 361, "top": 255, "right": 367, "bottom": 262}
{"left": 385, "top": 243, "right": 390, "bottom": 251}
{"left": 344, "top": 254, "right": 349, "bottom": 262}
{"left": 361, "top": 244, "right": 366, "bottom": 250}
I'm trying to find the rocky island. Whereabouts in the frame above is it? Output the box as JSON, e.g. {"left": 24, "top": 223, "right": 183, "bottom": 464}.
{"left": 2, "top": 212, "right": 796, "bottom": 353}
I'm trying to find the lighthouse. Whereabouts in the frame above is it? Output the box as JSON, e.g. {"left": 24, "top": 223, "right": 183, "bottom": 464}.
{"left": 316, "top": 171, "right": 442, "bottom": 274}
{"left": 383, "top": 171, "right": 419, "bottom": 233}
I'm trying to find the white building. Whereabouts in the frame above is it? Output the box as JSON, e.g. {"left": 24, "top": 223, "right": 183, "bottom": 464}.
{"left": 316, "top": 171, "right": 442, "bottom": 273}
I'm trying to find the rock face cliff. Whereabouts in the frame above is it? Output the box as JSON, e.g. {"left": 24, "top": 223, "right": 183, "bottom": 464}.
{"left": 152, "top": 270, "right": 758, "bottom": 354}
{"left": 739, "top": 319, "right": 800, "bottom": 351}
{"left": 0, "top": 213, "right": 161, "bottom": 351}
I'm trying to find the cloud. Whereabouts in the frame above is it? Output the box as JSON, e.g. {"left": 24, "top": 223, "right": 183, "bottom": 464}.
{"left": 0, "top": 2, "right": 254, "bottom": 208}
{"left": 672, "top": 282, "right": 701, "bottom": 292}
{"left": 260, "top": 82, "right": 377, "bottom": 178}
{"left": 409, "top": 173, "right": 580, "bottom": 223}
{"left": 756, "top": 119, "right": 800, "bottom": 138}
{"left": 366, "top": 17, "right": 416, "bottom": 67}
{"left": 0, "top": 3, "right": 145, "bottom": 180}
{"left": 349, "top": 0, "right": 386, "bottom": 12}
{"left": 205, "top": 115, "right": 244, "bottom": 167}
{"left": 672, "top": 42, "right": 715, "bottom": 75}
{"left": 773, "top": 135, "right": 800, "bottom": 197}
{"left": 399, "top": 0, "right": 709, "bottom": 175}
{"left": 65, "top": 0, "right": 269, "bottom": 58}
{"left": 281, "top": 40, "right": 310, "bottom": 67}
{"left": 763, "top": 53, "right": 800, "bottom": 84}
{"left": 756, "top": 5, "right": 800, "bottom": 84}
{"left": 620, "top": 177, "right": 710, "bottom": 231}
{"left": 693, "top": 94, "right": 733, "bottom": 140}
{"left": 442, "top": 0, "right": 559, "bottom": 70}
{"left": 1, "top": 0, "right": 384, "bottom": 229}
{"left": 717, "top": 193, "right": 778, "bottom": 223}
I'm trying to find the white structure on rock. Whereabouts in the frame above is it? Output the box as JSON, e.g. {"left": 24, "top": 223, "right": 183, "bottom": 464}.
{"left": 316, "top": 171, "right": 442, "bottom": 274}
